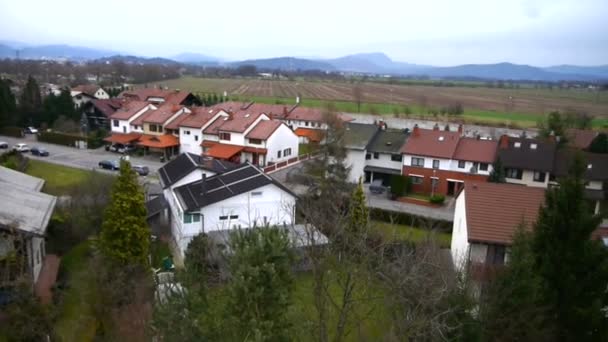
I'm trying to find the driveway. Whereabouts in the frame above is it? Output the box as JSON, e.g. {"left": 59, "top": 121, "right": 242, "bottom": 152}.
{"left": 364, "top": 187, "right": 455, "bottom": 222}
{"left": 0, "top": 134, "right": 164, "bottom": 173}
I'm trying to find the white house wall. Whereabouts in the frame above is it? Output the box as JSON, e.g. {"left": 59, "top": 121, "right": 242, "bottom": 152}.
{"left": 346, "top": 149, "right": 366, "bottom": 183}
{"left": 201, "top": 183, "right": 296, "bottom": 233}
{"left": 179, "top": 127, "right": 203, "bottom": 155}
{"left": 266, "top": 124, "right": 299, "bottom": 164}
{"left": 95, "top": 89, "right": 110, "bottom": 99}
{"left": 365, "top": 152, "right": 402, "bottom": 171}
{"left": 450, "top": 190, "right": 470, "bottom": 272}
{"left": 505, "top": 169, "right": 549, "bottom": 188}
{"left": 448, "top": 160, "right": 493, "bottom": 176}
{"left": 402, "top": 154, "right": 451, "bottom": 170}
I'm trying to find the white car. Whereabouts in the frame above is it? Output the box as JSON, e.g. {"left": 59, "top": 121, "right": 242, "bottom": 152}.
{"left": 0, "top": 141, "right": 8, "bottom": 149}
{"left": 25, "top": 126, "right": 39, "bottom": 134}
{"left": 13, "top": 143, "right": 30, "bottom": 152}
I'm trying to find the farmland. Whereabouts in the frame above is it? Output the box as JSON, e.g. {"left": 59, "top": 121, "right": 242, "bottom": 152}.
{"left": 142, "top": 76, "right": 608, "bottom": 128}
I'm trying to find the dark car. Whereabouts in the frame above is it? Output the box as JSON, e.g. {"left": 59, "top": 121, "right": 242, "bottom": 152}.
{"left": 30, "top": 146, "right": 50, "bottom": 156}
{"left": 369, "top": 179, "right": 387, "bottom": 194}
{"left": 98, "top": 160, "right": 120, "bottom": 170}
{"left": 132, "top": 165, "right": 150, "bottom": 176}
{"left": 110, "top": 143, "right": 136, "bottom": 154}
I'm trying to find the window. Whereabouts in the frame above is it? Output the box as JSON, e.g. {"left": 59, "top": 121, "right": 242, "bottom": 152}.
{"left": 533, "top": 171, "right": 546, "bottom": 182}
{"left": 479, "top": 163, "right": 489, "bottom": 171}
{"left": 249, "top": 138, "right": 262, "bottom": 145}
{"left": 365, "top": 153, "right": 371, "bottom": 160}
{"left": 411, "top": 176, "right": 423, "bottom": 184}
{"left": 185, "top": 130, "right": 190, "bottom": 135}
{"left": 305, "top": 121, "right": 310, "bottom": 127}
{"left": 230, "top": 215, "right": 238, "bottom": 220}
{"left": 411, "top": 157, "right": 424, "bottom": 167}
{"left": 391, "top": 154, "right": 403, "bottom": 162}
{"left": 113, "top": 120, "right": 119, "bottom": 127}
{"left": 277, "top": 150, "right": 282, "bottom": 158}
{"left": 251, "top": 191, "right": 263, "bottom": 197}
{"left": 458, "top": 160, "right": 466, "bottom": 169}
{"left": 194, "top": 135, "right": 199, "bottom": 141}
{"left": 506, "top": 168, "right": 523, "bottom": 179}
{"left": 487, "top": 244, "right": 506, "bottom": 265}
{"left": 183, "top": 213, "right": 200, "bottom": 224}
{"left": 372, "top": 152, "right": 379, "bottom": 159}
{"left": 149, "top": 124, "right": 158, "bottom": 132}
{"left": 134, "top": 125, "right": 139, "bottom": 130}
{"left": 284, "top": 148, "right": 292, "bottom": 157}
{"left": 219, "top": 132, "right": 231, "bottom": 140}
{"left": 432, "top": 160, "right": 440, "bottom": 169}
{"left": 219, "top": 215, "right": 228, "bottom": 220}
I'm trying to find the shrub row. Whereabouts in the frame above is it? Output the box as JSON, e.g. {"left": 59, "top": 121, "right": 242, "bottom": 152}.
{"left": 369, "top": 207, "right": 452, "bottom": 232}
{"left": 429, "top": 194, "right": 446, "bottom": 204}
{"left": 38, "top": 131, "right": 105, "bottom": 149}
{"left": 0, "top": 126, "right": 24, "bottom": 137}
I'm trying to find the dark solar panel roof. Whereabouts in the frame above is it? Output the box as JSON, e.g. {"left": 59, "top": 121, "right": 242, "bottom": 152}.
{"left": 174, "top": 163, "right": 296, "bottom": 212}
{"left": 158, "top": 153, "right": 238, "bottom": 188}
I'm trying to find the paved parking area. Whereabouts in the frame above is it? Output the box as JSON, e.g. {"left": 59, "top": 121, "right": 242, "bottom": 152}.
{"left": 0, "top": 134, "right": 165, "bottom": 173}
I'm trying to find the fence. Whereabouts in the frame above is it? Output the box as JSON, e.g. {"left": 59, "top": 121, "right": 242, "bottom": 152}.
{"left": 263, "top": 152, "right": 320, "bottom": 174}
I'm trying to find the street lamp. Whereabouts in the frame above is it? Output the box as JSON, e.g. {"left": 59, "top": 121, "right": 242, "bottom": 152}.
{"left": 431, "top": 169, "right": 437, "bottom": 197}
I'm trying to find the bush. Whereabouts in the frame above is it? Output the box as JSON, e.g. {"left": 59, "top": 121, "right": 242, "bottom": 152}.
{"left": 390, "top": 175, "right": 406, "bottom": 197}
{"left": 0, "top": 126, "right": 25, "bottom": 137}
{"left": 0, "top": 150, "right": 29, "bottom": 171}
{"left": 38, "top": 131, "right": 105, "bottom": 149}
{"left": 369, "top": 207, "right": 452, "bottom": 232}
{"left": 429, "top": 194, "right": 445, "bottom": 204}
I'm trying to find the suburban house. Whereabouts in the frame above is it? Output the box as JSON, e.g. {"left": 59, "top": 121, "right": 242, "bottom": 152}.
{"left": 118, "top": 88, "right": 201, "bottom": 106}
{"left": 71, "top": 84, "right": 110, "bottom": 108}
{"left": 0, "top": 167, "right": 57, "bottom": 288}
{"left": 450, "top": 182, "right": 545, "bottom": 272}
{"left": 177, "top": 107, "right": 228, "bottom": 155}
{"left": 552, "top": 149, "right": 608, "bottom": 218}
{"left": 363, "top": 126, "right": 409, "bottom": 185}
{"left": 201, "top": 108, "right": 299, "bottom": 167}
{"left": 129, "top": 103, "right": 189, "bottom": 157}
{"left": 165, "top": 162, "right": 297, "bottom": 256}
{"left": 401, "top": 125, "right": 497, "bottom": 196}
{"left": 84, "top": 98, "right": 123, "bottom": 129}
{"left": 497, "top": 135, "right": 556, "bottom": 188}
{"left": 104, "top": 101, "right": 157, "bottom": 146}
{"left": 344, "top": 123, "right": 382, "bottom": 183}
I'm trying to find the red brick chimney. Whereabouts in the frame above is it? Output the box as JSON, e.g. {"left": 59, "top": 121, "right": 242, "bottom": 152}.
{"left": 499, "top": 135, "right": 509, "bottom": 149}
{"left": 458, "top": 124, "right": 463, "bottom": 134}
{"left": 433, "top": 123, "right": 439, "bottom": 131}
{"left": 413, "top": 124, "right": 420, "bottom": 137}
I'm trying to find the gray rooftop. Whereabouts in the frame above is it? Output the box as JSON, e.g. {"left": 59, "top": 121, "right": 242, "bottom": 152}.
{"left": 0, "top": 166, "right": 44, "bottom": 192}
{"left": 366, "top": 129, "right": 409, "bottom": 154}
{"left": 343, "top": 123, "right": 379, "bottom": 150}
{"left": 0, "top": 167, "right": 56, "bottom": 236}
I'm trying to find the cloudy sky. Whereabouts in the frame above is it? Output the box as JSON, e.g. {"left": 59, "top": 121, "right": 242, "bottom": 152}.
{"left": 0, "top": 0, "right": 606, "bottom": 66}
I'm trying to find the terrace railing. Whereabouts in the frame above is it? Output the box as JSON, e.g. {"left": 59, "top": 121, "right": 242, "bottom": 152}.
{"left": 263, "top": 152, "right": 321, "bottom": 174}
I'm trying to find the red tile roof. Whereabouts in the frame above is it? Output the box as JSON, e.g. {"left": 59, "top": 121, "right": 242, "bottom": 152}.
{"left": 216, "top": 111, "right": 265, "bottom": 133}
{"left": 103, "top": 132, "right": 142, "bottom": 144}
{"left": 136, "top": 134, "right": 180, "bottom": 148}
{"left": 109, "top": 101, "right": 151, "bottom": 120}
{"left": 463, "top": 182, "right": 545, "bottom": 245}
{"left": 287, "top": 107, "right": 324, "bottom": 122}
{"left": 401, "top": 128, "right": 461, "bottom": 159}
{"left": 245, "top": 103, "right": 294, "bottom": 119}
{"left": 91, "top": 98, "right": 122, "bottom": 117}
{"left": 453, "top": 138, "right": 498, "bottom": 163}
{"left": 203, "top": 115, "right": 230, "bottom": 135}
{"left": 205, "top": 143, "right": 244, "bottom": 159}
{"left": 565, "top": 128, "right": 599, "bottom": 149}
{"left": 294, "top": 128, "right": 324, "bottom": 142}
{"left": 246, "top": 120, "right": 282, "bottom": 140}
{"left": 119, "top": 89, "right": 192, "bottom": 105}
{"left": 177, "top": 107, "right": 223, "bottom": 129}
{"left": 139, "top": 104, "right": 183, "bottom": 125}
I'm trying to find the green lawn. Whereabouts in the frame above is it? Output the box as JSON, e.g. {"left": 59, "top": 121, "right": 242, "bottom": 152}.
{"left": 26, "top": 160, "right": 93, "bottom": 195}
{"left": 54, "top": 241, "right": 99, "bottom": 341}
{"left": 372, "top": 221, "right": 452, "bottom": 248}
{"left": 298, "top": 143, "right": 317, "bottom": 156}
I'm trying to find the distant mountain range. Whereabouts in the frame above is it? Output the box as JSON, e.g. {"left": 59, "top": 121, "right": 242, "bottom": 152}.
{"left": 0, "top": 41, "right": 606, "bottom": 82}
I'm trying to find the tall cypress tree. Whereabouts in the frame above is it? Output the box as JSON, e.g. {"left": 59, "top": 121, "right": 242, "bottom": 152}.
{"left": 99, "top": 161, "right": 150, "bottom": 266}
{"left": 488, "top": 157, "right": 506, "bottom": 183}
{"left": 532, "top": 154, "right": 608, "bottom": 340}
{"left": 0, "top": 79, "right": 17, "bottom": 126}
{"left": 19, "top": 75, "right": 42, "bottom": 125}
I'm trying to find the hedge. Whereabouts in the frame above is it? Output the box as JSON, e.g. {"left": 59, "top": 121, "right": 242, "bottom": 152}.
{"left": 0, "top": 126, "right": 24, "bottom": 138}
{"left": 38, "top": 131, "right": 104, "bottom": 149}
{"left": 369, "top": 207, "right": 452, "bottom": 232}
{"left": 429, "top": 194, "right": 446, "bottom": 205}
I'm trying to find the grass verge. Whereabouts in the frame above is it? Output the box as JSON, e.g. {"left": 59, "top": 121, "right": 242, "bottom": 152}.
{"left": 26, "top": 160, "right": 93, "bottom": 195}
{"left": 372, "top": 221, "right": 451, "bottom": 248}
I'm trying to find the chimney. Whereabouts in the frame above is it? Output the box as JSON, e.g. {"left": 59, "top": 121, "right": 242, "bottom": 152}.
{"left": 433, "top": 123, "right": 439, "bottom": 131}
{"left": 283, "top": 106, "right": 288, "bottom": 116}
{"left": 458, "top": 124, "right": 463, "bottom": 134}
{"left": 200, "top": 173, "right": 207, "bottom": 196}
{"left": 413, "top": 124, "right": 420, "bottom": 137}
{"left": 499, "top": 135, "right": 509, "bottom": 149}
{"left": 444, "top": 124, "right": 450, "bottom": 131}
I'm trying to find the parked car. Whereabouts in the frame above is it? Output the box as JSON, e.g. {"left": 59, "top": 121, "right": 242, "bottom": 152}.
{"left": 110, "top": 143, "right": 136, "bottom": 154}
{"left": 30, "top": 147, "right": 50, "bottom": 156}
{"left": 24, "top": 126, "right": 38, "bottom": 134}
{"left": 98, "top": 160, "right": 120, "bottom": 170}
{"left": 12, "top": 143, "right": 30, "bottom": 153}
{"left": 369, "top": 179, "right": 387, "bottom": 194}
{"left": 0, "top": 141, "right": 8, "bottom": 149}
{"left": 132, "top": 165, "right": 150, "bottom": 176}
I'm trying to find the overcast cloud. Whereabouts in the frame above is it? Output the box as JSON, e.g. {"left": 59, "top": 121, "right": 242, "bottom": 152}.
{"left": 0, "top": 0, "right": 606, "bottom": 66}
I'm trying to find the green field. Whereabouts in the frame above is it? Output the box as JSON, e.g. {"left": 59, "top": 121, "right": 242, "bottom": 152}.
{"left": 25, "top": 160, "right": 94, "bottom": 195}
{"left": 144, "top": 76, "right": 608, "bottom": 129}
{"left": 372, "top": 221, "right": 452, "bottom": 248}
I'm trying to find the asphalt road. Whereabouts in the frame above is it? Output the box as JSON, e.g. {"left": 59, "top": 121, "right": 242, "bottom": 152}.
{"left": 0, "top": 134, "right": 165, "bottom": 174}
